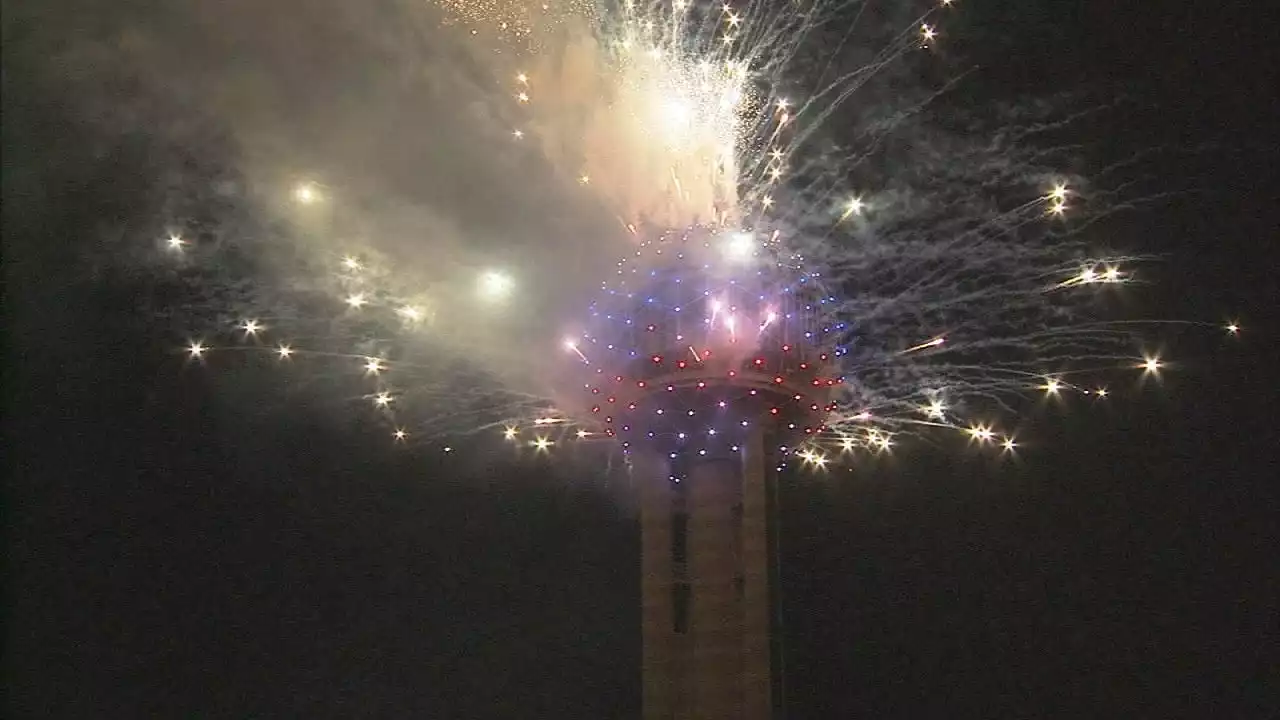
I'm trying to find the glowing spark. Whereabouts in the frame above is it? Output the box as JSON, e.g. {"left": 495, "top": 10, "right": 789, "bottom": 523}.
{"left": 925, "top": 400, "right": 947, "bottom": 419}
{"left": 1041, "top": 378, "right": 1062, "bottom": 395}
{"left": 968, "top": 424, "right": 995, "bottom": 443}
{"left": 517, "top": 91, "right": 529, "bottom": 103}
{"left": 293, "top": 182, "right": 319, "bottom": 204}
{"left": 902, "top": 336, "right": 945, "bottom": 354}
{"left": 565, "top": 340, "right": 589, "bottom": 364}
{"left": 1001, "top": 437, "right": 1017, "bottom": 452}
{"left": 533, "top": 436, "right": 553, "bottom": 451}
{"left": 239, "top": 319, "right": 264, "bottom": 336}
{"left": 398, "top": 305, "right": 423, "bottom": 322}
{"left": 841, "top": 196, "right": 865, "bottom": 219}
{"left": 920, "top": 24, "right": 936, "bottom": 43}
{"left": 1142, "top": 356, "right": 1163, "bottom": 373}
{"left": 374, "top": 392, "right": 393, "bottom": 408}
{"left": 577, "top": 429, "right": 589, "bottom": 439}
{"left": 516, "top": 72, "right": 528, "bottom": 84}
{"left": 166, "top": 234, "right": 186, "bottom": 251}
{"left": 1094, "top": 387, "right": 1108, "bottom": 398}
{"left": 504, "top": 427, "right": 518, "bottom": 440}
{"left": 276, "top": 345, "right": 293, "bottom": 359}
{"left": 186, "top": 341, "right": 206, "bottom": 359}
{"left": 512, "top": 129, "right": 524, "bottom": 139}
{"left": 1104, "top": 266, "right": 1122, "bottom": 283}
{"left": 364, "top": 357, "right": 384, "bottom": 375}
{"left": 342, "top": 256, "right": 362, "bottom": 272}
{"left": 345, "top": 293, "right": 368, "bottom": 309}
{"left": 393, "top": 429, "right": 407, "bottom": 441}
{"left": 1225, "top": 321, "right": 1240, "bottom": 335}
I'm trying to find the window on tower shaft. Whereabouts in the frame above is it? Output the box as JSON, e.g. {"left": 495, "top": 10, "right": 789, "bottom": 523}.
{"left": 673, "top": 582, "right": 691, "bottom": 634}
{"left": 672, "top": 512, "right": 688, "bottom": 566}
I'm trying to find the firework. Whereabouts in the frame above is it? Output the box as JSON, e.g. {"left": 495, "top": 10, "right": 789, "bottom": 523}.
{"left": 148, "top": 0, "right": 1233, "bottom": 462}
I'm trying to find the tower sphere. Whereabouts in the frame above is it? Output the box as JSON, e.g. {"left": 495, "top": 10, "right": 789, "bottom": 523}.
{"left": 567, "top": 225, "right": 842, "bottom": 469}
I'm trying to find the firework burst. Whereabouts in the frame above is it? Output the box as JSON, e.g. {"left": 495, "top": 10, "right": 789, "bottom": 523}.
{"left": 145, "top": 0, "right": 1233, "bottom": 464}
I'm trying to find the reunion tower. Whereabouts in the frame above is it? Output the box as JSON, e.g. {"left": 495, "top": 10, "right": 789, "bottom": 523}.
{"left": 566, "top": 227, "right": 842, "bottom": 719}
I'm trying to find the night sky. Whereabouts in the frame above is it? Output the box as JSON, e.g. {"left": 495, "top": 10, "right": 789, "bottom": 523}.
{"left": 6, "top": 2, "right": 1278, "bottom": 718}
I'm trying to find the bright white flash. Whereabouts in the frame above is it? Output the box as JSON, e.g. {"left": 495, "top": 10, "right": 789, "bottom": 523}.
{"left": 724, "top": 232, "right": 754, "bottom": 261}
{"left": 480, "top": 270, "right": 513, "bottom": 300}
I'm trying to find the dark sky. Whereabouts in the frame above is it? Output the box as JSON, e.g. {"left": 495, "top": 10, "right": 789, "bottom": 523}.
{"left": 6, "top": 2, "right": 1278, "bottom": 718}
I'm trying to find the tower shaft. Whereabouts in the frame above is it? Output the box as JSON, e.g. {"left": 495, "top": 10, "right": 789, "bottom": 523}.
{"left": 639, "top": 427, "right": 774, "bottom": 720}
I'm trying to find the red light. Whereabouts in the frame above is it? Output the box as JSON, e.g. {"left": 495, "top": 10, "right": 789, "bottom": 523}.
{"left": 810, "top": 404, "right": 820, "bottom": 411}
{"left": 826, "top": 379, "right": 835, "bottom": 386}
{"left": 774, "top": 376, "right": 784, "bottom": 384}
{"left": 591, "top": 387, "right": 600, "bottom": 394}
{"left": 770, "top": 407, "right": 780, "bottom": 415}
{"left": 651, "top": 355, "right": 663, "bottom": 363}
{"left": 677, "top": 360, "right": 687, "bottom": 368}
{"left": 628, "top": 403, "right": 637, "bottom": 410}
{"left": 615, "top": 375, "right": 623, "bottom": 382}
{"left": 607, "top": 396, "right": 616, "bottom": 403}
{"left": 666, "top": 385, "right": 675, "bottom": 392}
{"left": 812, "top": 379, "right": 821, "bottom": 386}
{"left": 697, "top": 381, "right": 706, "bottom": 388}
{"left": 646, "top": 324, "right": 656, "bottom": 331}
{"left": 727, "top": 370, "right": 737, "bottom": 378}
{"left": 782, "top": 344, "right": 792, "bottom": 352}
{"left": 637, "top": 381, "right": 647, "bottom": 388}
{"left": 592, "top": 406, "right": 600, "bottom": 413}
{"left": 702, "top": 350, "right": 712, "bottom": 358}
{"left": 799, "top": 363, "right": 809, "bottom": 370}
{"left": 804, "top": 427, "right": 813, "bottom": 434}
{"left": 754, "top": 358, "right": 765, "bottom": 366}
{"left": 819, "top": 354, "right": 829, "bottom": 361}
{"left": 604, "top": 417, "right": 612, "bottom": 423}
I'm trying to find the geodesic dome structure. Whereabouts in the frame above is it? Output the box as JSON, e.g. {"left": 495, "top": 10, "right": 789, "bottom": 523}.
{"left": 564, "top": 226, "right": 848, "bottom": 479}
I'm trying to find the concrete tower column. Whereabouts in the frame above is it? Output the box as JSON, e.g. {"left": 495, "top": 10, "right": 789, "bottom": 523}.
{"left": 638, "top": 426, "right": 774, "bottom": 720}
